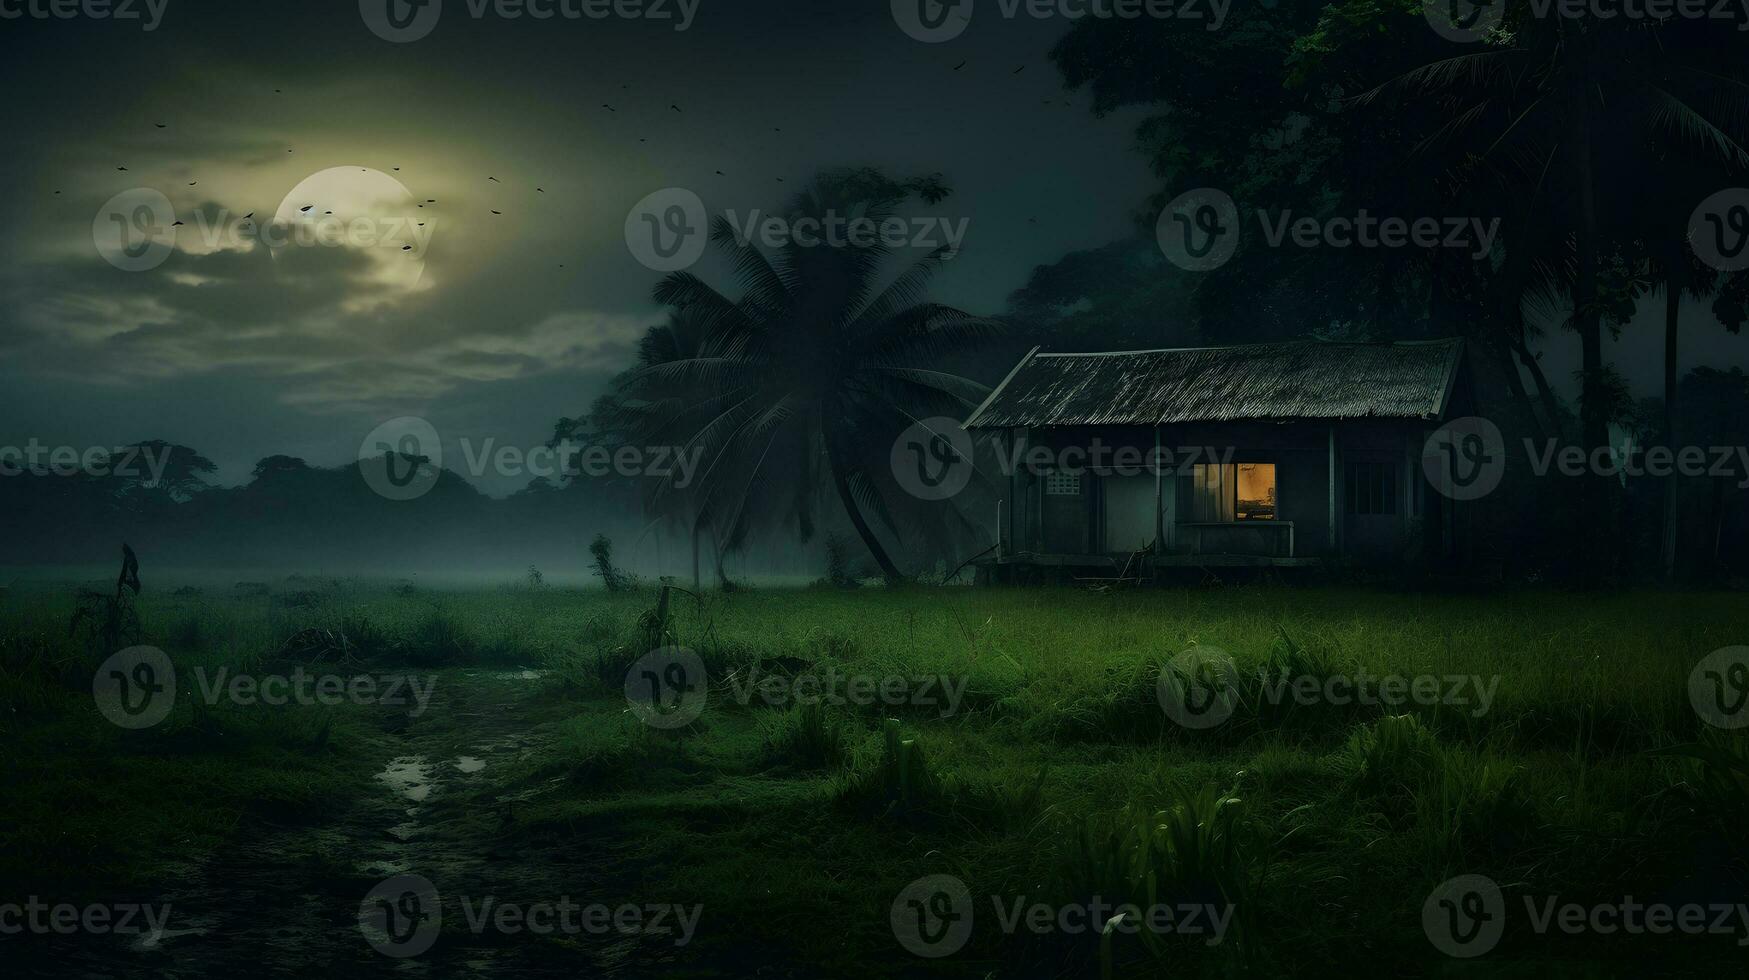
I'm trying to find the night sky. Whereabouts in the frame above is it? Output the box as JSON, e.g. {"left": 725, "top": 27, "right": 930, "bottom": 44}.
{"left": 1, "top": 0, "right": 1741, "bottom": 494}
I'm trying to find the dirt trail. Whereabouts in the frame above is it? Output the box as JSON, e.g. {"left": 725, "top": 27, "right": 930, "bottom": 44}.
{"left": 23, "top": 669, "right": 645, "bottom": 979}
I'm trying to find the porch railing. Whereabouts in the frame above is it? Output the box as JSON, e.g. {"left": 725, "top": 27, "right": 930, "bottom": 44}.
{"left": 1174, "top": 521, "right": 1296, "bottom": 558}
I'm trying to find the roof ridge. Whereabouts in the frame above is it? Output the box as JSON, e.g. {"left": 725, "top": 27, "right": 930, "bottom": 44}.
{"left": 1033, "top": 338, "right": 1461, "bottom": 358}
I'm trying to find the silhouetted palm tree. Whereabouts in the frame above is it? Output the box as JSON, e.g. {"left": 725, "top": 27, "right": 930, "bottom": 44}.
{"left": 628, "top": 170, "right": 998, "bottom": 581}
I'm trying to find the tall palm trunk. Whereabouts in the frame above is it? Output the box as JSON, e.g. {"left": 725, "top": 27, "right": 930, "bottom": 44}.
{"left": 825, "top": 438, "right": 903, "bottom": 583}
{"left": 1661, "top": 276, "right": 1682, "bottom": 579}
{"left": 690, "top": 509, "right": 704, "bottom": 591}
{"left": 1569, "top": 32, "right": 1611, "bottom": 582}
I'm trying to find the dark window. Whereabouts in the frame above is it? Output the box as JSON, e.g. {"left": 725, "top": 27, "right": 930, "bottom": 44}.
{"left": 1345, "top": 461, "right": 1396, "bottom": 516}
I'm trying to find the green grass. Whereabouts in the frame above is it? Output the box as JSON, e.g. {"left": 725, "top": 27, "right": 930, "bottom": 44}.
{"left": 1, "top": 578, "right": 1745, "bottom": 975}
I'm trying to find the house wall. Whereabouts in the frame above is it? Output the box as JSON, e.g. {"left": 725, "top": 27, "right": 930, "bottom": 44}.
{"left": 995, "top": 420, "right": 1436, "bottom": 563}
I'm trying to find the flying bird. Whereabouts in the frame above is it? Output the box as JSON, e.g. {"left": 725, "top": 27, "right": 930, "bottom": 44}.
{"left": 117, "top": 166, "right": 128, "bottom": 171}
{"left": 172, "top": 221, "right": 183, "bottom": 226}
{"left": 602, "top": 104, "right": 616, "bottom": 112}
{"left": 402, "top": 245, "right": 412, "bottom": 251}
{"left": 243, "top": 212, "right": 254, "bottom": 219}
{"left": 491, "top": 209, "right": 502, "bottom": 215}
{"left": 670, "top": 103, "right": 682, "bottom": 112}
{"left": 300, "top": 205, "right": 313, "bottom": 212}
{"left": 715, "top": 170, "right": 724, "bottom": 176}
{"left": 155, "top": 123, "right": 166, "bottom": 129}
{"left": 488, "top": 176, "right": 499, "bottom": 183}
{"left": 536, "top": 187, "right": 544, "bottom": 193}
{"left": 1012, "top": 65, "right": 1025, "bottom": 74}
{"left": 951, "top": 60, "right": 965, "bottom": 71}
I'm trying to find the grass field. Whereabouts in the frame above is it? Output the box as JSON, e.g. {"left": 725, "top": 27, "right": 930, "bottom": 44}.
{"left": 3, "top": 577, "right": 1747, "bottom": 977}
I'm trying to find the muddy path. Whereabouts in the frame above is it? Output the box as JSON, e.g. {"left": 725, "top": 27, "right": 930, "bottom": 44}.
{"left": 18, "top": 668, "right": 685, "bottom": 979}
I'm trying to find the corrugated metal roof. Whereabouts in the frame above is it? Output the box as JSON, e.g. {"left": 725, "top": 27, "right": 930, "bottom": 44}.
{"left": 964, "top": 339, "right": 1463, "bottom": 428}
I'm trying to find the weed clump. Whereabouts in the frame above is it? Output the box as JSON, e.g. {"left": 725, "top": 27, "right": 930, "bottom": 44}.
{"left": 760, "top": 701, "right": 850, "bottom": 769}
{"left": 589, "top": 534, "right": 637, "bottom": 592}
{"left": 1055, "top": 782, "right": 1258, "bottom": 965}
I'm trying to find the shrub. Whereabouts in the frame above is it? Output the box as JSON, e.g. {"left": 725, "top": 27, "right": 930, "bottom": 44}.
{"left": 589, "top": 534, "right": 637, "bottom": 592}
{"left": 1056, "top": 782, "right": 1258, "bottom": 959}
{"left": 835, "top": 718, "right": 941, "bottom": 817}
{"left": 1343, "top": 714, "right": 1442, "bottom": 803}
{"left": 760, "top": 701, "right": 849, "bottom": 769}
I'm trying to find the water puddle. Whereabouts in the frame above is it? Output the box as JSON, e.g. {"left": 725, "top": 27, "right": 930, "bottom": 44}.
{"left": 485, "top": 669, "right": 545, "bottom": 681}
{"left": 376, "top": 756, "right": 434, "bottom": 804}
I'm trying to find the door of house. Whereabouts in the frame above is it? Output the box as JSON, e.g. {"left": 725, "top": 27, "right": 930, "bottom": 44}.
{"left": 1102, "top": 474, "right": 1156, "bottom": 553}
{"left": 1040, "top": 471, "right": 1088, "bottom": 553}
